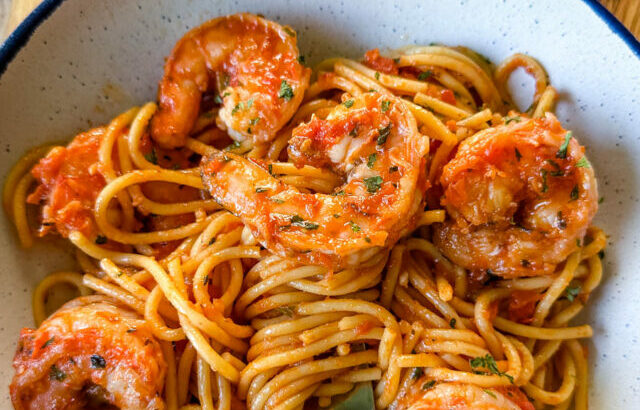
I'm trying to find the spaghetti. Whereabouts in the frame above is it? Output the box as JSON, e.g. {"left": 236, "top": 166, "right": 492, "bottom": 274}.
{"left": 4, "top": 13, "right": 603, "bottom": 410}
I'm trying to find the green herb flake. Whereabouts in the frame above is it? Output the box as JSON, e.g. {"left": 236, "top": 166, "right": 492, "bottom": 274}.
{"left": 541, "top": 169, "right": 549, "bottom": 193}
{"left": 277, "top": 306, "right": 295, "bottom": 317}
{"left": 278, "top": 80, "right": 294, "bottom": 101}
{"left": 469, "top": 354, "right": 514, "bottom": 383}
{"left": 521, "top": 259, "right": 531, "bottom": 267}
{"left": 126, "top": 328, "right": 137, "bottom": 333}
{"left": 291, "top": 215, "right": 319, "bottom": 230}
{"left": 348, "top": 221, "right": 361, "bottom": 232}
{"left": 231, "top": 102, "right": 244, "bottom": 115}
{"left": 417, "top": 70, "right": 433, "bottom": 81}
{"left": 95, "top": 235, "right": 107, "bottom": 245}
{"left": 283, "top": 27, "right": 296, "bottom": 37}
{"left": 343, "top": 99, "right": 355, "bottom": 108}
{"left": 381, "top": 100, "right": 391, "bottom": 112}
{"left": 565, "top": 284, "right": 581, "bottom": 302}
{"left": 449, "top": 318, "right": 457, "bottom": 328}
{"left": 144, "top": 148, "right": 158, "bottom": 165}
{"left": 50, "top": 365, "right": 66, "bottom": 381}
{"left": 225, "top": 141, "right": 241, "bottom": 151}
{"left": 389, "top": 165, "right": 399, "bottom": 173}
{"left": 547, "top": 159, "right": 564, "bottom": 176}
{"left": 363, "top": 176, "right": 383, "bottom": 193}
{"left": 367, "top": 153, "right": 377, "bottom": 169}
{"left": 271, "top": 198, "right": 285, "bottom": 204}
{"left": 298, "top": 55, "right": 306, "bottom": 64}
{"left": 422, "top": 380, "right": 436, "bottom": 390}
{"left": 268, "top": 164, "right": 274, "bottom": 175}
{"left": 505, "top": 116, "right": 521, "bottom": 124}
{"left": 576, "top": 157, "right": 591, "bottom": 168}
{"left": 515, "top": 148, "right": 522, "bottom": 161}
{"left": 599, "top": 196, "right": 604, "bottom": 204}
{"left": 203, "top": 275, "right": 210, "bottom": 285}
{"left": 333, "top": 214, "right": 341, "bottom": 219}
{"left": 484, "top": 389, "right": 497, "bottom": 399}
{"left": 255, "top": 187, "right": 269, "bottom": 193}
{"left": 557, "top": 211, "right": 567, "bottom": 229}
{"left": 570, "top": 185, "right": 579, "bottom": 201}
{"left": 375, "top": 72, "right": 381, "bottom": 80}
{"left": 214, "top": 94, "right": 223, "bottom": 104}
{"left": 377, "top": 124, "right": 392, "bottom": 145}
{"left": 90, "top": 354, "right": 106, "bottom": 369}
{"left": 364, "top": 237, "right": 371, "bottom": 243}
{"left": 411, "top": 367, "right": 424, "bottom": 380}
{"left": 246, "top": 98, "right": 254, "bottom": 109}
{"left": 349, "top": 127, "right": 358, "bottom": 137}
{"left": 332, "top": 190, "right": 346, "bottom": 196}
{"left": 43, "top": 337, "right": 55, "bottom": 348}
{"left": 556, "top": 131, "right": 572, "bottom": 159}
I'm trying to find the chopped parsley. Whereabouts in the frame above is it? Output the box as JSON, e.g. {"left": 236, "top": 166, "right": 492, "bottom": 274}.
{"left": 557, "top": 211, "right": 567, "bottom": 229}
{"left": 298, "top": 55, "right": 306, "bottom": 64}
{"left": 95, "top": 235, "right": 107, "bottom": 245}
{"left": 504, "top": 116, "right": 521, "bottom": 124}
{"left": 50, "top": 365, "right": 66, "bottom": 381}
{"left": 348, "top": 221, "right": 361, "bottom": 232}
{"left": 90, "top": 354, "right": 106, "bottom": 369}
{"left": 515, "top": 148, "right": 522, "bottom": 161}
{"left": 377, "top": 124, "right": 392, "bottom": 145}
{"left": 333, "top": 214, "right": 341, "bottom": 218}
{"left": 203, "top": 275, "right": 210, "bottom": 285}
{"left": 422, "top": 380, "right": 436, "bottom": 390}
{"left": 278, "top": 80, "right": 294, "bottom": 101}
{"left": 343, "top": 99, "right": 355, "bottom": 108}
{"left": 291, "top": 215, "right": 319, "bottom": 230}
{"left": 417, "top": 70, "right": 433, "bottom": 81}
{"left": 411, "top": 367, "right": 424, "bottom": 380}
{"left": 247, "top": 98, "right": 254, "bottom": 108}
{"left": 547, "top": 159, "right": 564, "bottom": 176}
{"left": 283, "top": 27, "right": 296, "bottom": 37}
{"left": 570, "top": 185, "right": 579, "bottom": 201}
{"left": 556, "top": 131, "right": 572, "bottom": 159}
{"left": 576, "top": 157, "right": 591, "bottom": 168}
{"left": 449, "top": 318, "right": 457, "bottom": 328}
{"left": 127, "top": 328, "right": 137, "bottom": 333}
{"left": 332, "top": 190, "right": 346, "bottom": 196}
{"left": 231, "top": 102, "right": 244, "bottom": 115}
{"left": 43, "top": 337, "right": 55, "bottom": 348}
{"left": 363, "top": 176, "right": 383, "bottom": 193}
{"left": 268, "top": 164, "right": 274, "bottom": 175}
{"left": 381, "top": 100, "right": 391, "bottom": 112}
{"left": 389, "top": 165, "right": 399, "bottom": 173}
{"left": 469, "top": 354, "right": 514, "bottom": 383}
{"left": 214, "top": 94, "right": 223, "bottom": 104}
{"left": 374, "top": 72, "right": 381, "bottom": 80}
{"left": 599, "top": 196, "right": 604, "bottom": 204}
{"left": 255, "top": 187, "right": 269, "bottom": 193}
{"left": 277, "top": 306, "right": 294, "bottom": 317}
{"left": 367, "top": 153, "right": 377, "bottom": 168}
{"left": 521, "top": 259, "right": 531, "bottom": 267}
{"left": 271, "top": 198, "right": 285, "bottom": 204}
{"left": 364, "top": 237, "right": 371, "bottom": 243}
{"left": 225, "top": 141, "right": 241, "bottom": 151}
{"left": 144, "top": 148, "right": 158, "bottom": 164}
{"left": 250, "top": 117, "right": 259, "bottom": 125}
{"left": 484, "top": 389, "right": 497, "bottom": 399}
{"left": 565, "top": 284, "right": 581, "bottom": 302}
{"left": 541, "top": 169, "right": 549, "bottom": 193}
{"left": 349, "top": 127, "right": 358, "bottom": 137}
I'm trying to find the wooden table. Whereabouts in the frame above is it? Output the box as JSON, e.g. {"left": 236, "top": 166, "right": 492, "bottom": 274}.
{"left": 3, "top": 0, "right": 640, "bottom": 40}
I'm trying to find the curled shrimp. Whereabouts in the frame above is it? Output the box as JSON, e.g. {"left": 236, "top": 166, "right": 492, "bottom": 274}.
{"left": 433, "top": 113, "right": 598, "bottom": 278}
{"left": 395, "top": 381, "right": 534, "bottom": 410}
{"left": 151, "top": 13, "right": 310, "bottom": 148}
{"left": 10, "top": 296, "right": 166, "bottom": 410}
{"left": 201, "top": 92, "right": 429, "bottom": 268}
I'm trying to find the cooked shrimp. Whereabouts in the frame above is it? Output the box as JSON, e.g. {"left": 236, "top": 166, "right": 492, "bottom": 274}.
{"left": 10, "top": 296, "right": 166, "bottom": 410}
{"left": 201, "top": 92, "right": 429, "bottom": 268}
{"left": 433, "top": 113, "right": 598, "bottom": 278}
{"left": 27, "top": 128, "right": 107, "bottom": 238}
{"left": 151, "top": 13, "right": 310, "bottom": 148}
{"left": 395, "top": 381, "right": 534, "bottom": 410}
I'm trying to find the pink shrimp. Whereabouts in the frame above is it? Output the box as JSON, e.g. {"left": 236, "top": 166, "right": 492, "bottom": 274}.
{"left": 433, "top": 113, "right": 598, "bottom": 278}
{"left": 151, "top": 13, "right": 310, "bottom": 148}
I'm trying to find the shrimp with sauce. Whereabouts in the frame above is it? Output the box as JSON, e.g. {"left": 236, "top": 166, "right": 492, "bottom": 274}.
{"left": 151, "top": 13, "right": 310, "bottom": 148}
{"left": 27, "top": 128, "right": 107, "bottom": 239}
{"left": 201, "top": 92, "right": 429, "bottom": 269}
{"left": 433, "top": 113, "right": 598, "bottom": 278}
{"left": 10, "top": 296, "right": 166, "bottom": 410}
{"left": 394, "top": 381, "right": 534, "bottom": 410}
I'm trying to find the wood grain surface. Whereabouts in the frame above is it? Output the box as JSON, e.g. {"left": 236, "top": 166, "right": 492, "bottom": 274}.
{"left": 2, "top": 0, "right": 640, "bottom": 41}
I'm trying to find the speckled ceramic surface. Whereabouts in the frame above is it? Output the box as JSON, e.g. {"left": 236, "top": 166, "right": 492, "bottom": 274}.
{"left": 0, "top": 0, "right": 638, "bottom": 407}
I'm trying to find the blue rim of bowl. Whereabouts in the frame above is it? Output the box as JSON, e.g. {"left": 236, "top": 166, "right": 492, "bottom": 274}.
{"left": 0, "top": 0, "right": 639, "bottom": 78}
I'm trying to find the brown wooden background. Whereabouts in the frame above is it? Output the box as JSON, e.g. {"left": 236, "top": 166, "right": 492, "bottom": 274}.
{"left": 2, "top": 0, "right": 639, "bottom": 42}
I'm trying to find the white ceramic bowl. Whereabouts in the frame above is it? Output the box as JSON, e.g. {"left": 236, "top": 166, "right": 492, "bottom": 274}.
{"left": 0, "top": 0, "right": 639, "bottom": 407}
